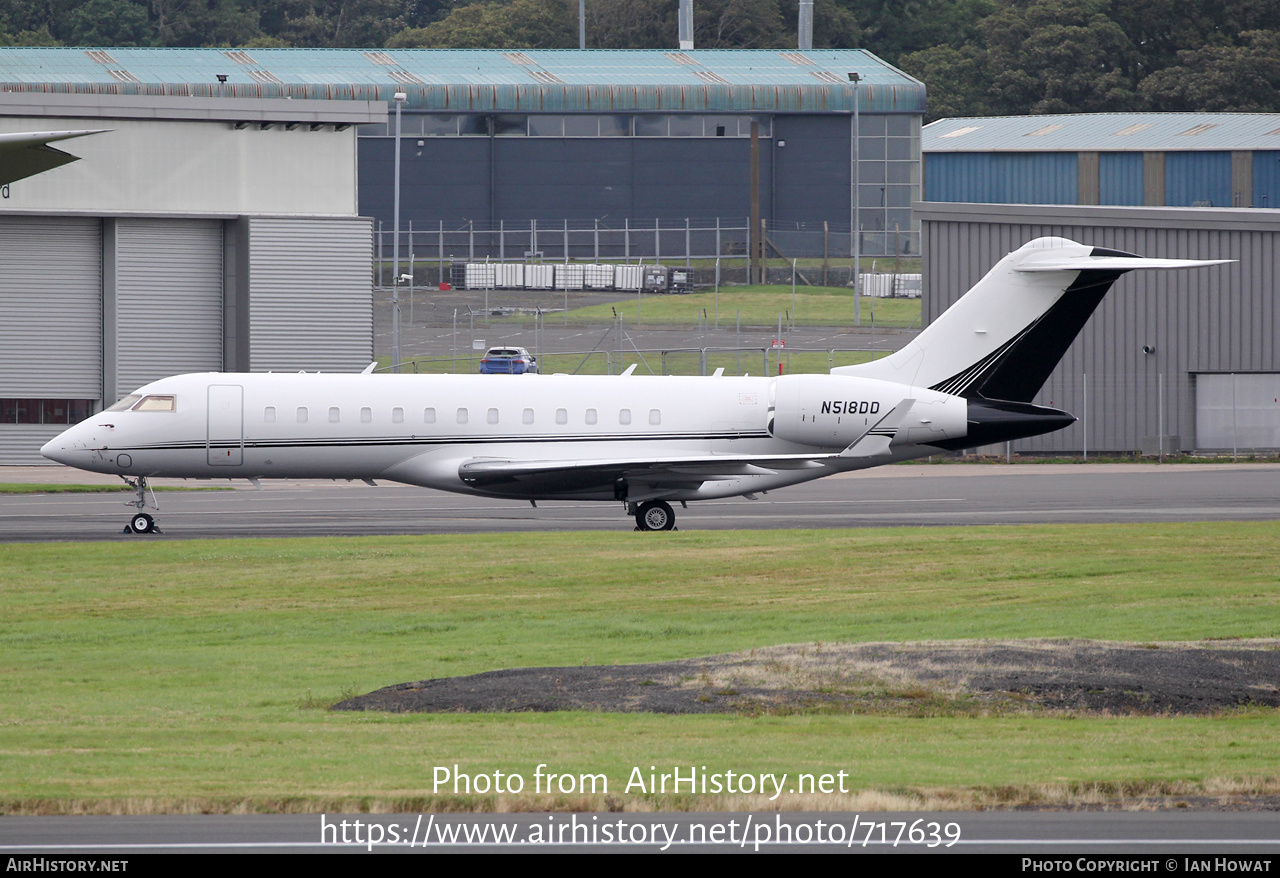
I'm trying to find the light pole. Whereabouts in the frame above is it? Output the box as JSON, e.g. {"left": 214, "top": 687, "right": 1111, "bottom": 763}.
{"left": 392, "top": 91, "right": 407, "bottom": 372}
{"left": 848, "top": 71, "right": 861, "bottom": 327}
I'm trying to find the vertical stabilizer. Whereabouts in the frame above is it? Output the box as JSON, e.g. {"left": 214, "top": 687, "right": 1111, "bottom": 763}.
{"left": 833, "top": 237, "right": 1230, "bottom": 402}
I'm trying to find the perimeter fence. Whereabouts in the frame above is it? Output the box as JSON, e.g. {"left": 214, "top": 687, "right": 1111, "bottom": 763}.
{"left": 374, "top": 218, "right": 920, "bottom": 287}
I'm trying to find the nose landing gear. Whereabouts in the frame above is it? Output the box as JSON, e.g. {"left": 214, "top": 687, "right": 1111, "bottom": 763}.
{"left": 122, "top": 476, "right": 162, "bottom": 534}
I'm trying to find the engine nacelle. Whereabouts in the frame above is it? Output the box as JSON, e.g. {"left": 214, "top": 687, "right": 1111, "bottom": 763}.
{"left": 769, "top": 374, "right": 967, "bottom": 449}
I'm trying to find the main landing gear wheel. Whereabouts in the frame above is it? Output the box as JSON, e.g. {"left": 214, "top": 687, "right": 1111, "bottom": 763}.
{"left": 128, "top": 512, "right": 156, "bottom": 534}
{"left": 635, "top": 500, "right": 676, "bottom": 532}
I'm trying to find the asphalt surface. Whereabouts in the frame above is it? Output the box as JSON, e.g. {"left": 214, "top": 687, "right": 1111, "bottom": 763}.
{"left": 2, "top": 812, "right": 1279, "bottom": 854}
{"left": 2, "top": 463, "right": 1279, "bottom": 541}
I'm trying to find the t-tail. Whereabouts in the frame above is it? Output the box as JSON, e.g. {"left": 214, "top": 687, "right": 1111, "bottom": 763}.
{"left": 835, "top": 236, "right": 1231, "bottom": 446}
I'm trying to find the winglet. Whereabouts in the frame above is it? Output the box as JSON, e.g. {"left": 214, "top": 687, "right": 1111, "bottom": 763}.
{"left": 361, "top": 362, "right": 377, "bottom": 374}
{"left": 838, "top": 398, "right": 916, "bottom": 458}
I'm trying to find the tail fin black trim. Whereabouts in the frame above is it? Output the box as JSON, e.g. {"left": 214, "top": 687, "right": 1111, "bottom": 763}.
{"left": 930, "top": 263, "right": 1127, "bottom": 402}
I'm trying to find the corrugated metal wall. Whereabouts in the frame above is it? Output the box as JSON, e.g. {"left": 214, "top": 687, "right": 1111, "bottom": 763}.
{"left": 0, "top": 217, "right": 102, "bottom": 398}
{"left": 115, "top": 219, "right": 224, "bottom": 393}
{"left": 247, "top": 217, "right": 373, "bottom": 373}
{"left": 1163, "top": 153, "right": 1232, "bottom": 206}
{"left": 924, "top": 153, "right": 1077, "bottom": 204}
{"left": 1253, "top": 151, "right": 1280, "bottom": 209}
{"left": 918, "top": 203, "right": 1280, "bottom": 453}
{"left": 928, "top": 150, "right": 1280, "bottom": 210}
{"left": 1098, "top": 153, "right": 1143, "bottom": 205}
{"left": 0, "top": 216, "right": 101, "bottom": 464}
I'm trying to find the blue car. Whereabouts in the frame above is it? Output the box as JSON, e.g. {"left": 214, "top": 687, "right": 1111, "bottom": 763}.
{"left": 479, "top": 347, "right": 539, "bottom": 374}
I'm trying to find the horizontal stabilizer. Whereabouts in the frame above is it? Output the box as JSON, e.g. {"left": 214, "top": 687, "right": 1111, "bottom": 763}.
{"left": 1016, "top": 256, "right": 1232, "bottom": 273}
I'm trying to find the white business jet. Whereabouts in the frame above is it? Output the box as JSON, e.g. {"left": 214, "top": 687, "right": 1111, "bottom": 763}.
{"left": 42, "top": 237, "right": 1228, "bottom": 534}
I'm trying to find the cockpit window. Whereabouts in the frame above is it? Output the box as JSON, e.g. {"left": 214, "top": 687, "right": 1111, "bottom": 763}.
{"left": 134, "top": 395, "right": 176, "bottom": 412}
{"left": 106, "top": 394, "right": 141, "bottom": 412}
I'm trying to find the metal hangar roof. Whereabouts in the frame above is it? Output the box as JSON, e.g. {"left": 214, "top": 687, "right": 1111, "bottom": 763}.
{"left": 0, "top": 47, "right": 924, "bottom": 114}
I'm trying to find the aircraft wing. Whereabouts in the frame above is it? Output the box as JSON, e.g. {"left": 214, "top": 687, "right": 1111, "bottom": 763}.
{"left": 458, "top": 452, "right": 831, "bottom": 494}
{"left": 0, "top": 129, "right": 110, "bottom": 186}
{"left": 458, "top": 400, "right": 920, "bottom": 494}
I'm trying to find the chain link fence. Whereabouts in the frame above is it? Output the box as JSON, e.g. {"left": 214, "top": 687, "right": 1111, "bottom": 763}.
{"left": 375, "top": 218, "right": 920, "bottom": 288}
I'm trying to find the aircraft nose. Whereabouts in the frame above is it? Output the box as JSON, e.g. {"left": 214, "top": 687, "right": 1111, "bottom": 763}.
{"left": 41, "top": 433, "right": 74, "bottom": 465}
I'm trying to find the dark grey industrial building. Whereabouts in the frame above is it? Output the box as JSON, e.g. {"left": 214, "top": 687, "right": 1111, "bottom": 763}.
{"left": 918, "top": 201, "right": 1280, "bottom": 455}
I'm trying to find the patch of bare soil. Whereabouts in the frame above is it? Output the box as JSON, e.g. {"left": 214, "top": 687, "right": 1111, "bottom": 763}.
{"left": 332, "top": 639, "right": 1280, "bottom": 717}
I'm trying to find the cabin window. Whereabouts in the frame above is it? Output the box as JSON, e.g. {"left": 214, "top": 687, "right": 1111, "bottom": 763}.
{"left": 585, "top": 408, "right": 597, "bottom": 425}
{"left": 487, "top": 407, "right": 499, "bottom": 424}
{"left": 329, "top": 406, "right": 340, "bottom": 423}
{"left": 424, "top": 407, "right": 436, "bottom": 424}
{"left": 555, "top": 408, "right": 567, "bottom": 425}
{"left": 106, "top": 394, "right": 141, "bottom": 413}
{"left": 457, "top": 408, "right": 468, "bottom": 424}
{"left": 619, "top": 408, "right": 631, "bottom": 425}
{"left": 134, "top": 395, "right": 176, "bottom": 412}
{"left": 649, "top": 409, "right": 661, "bottom": 425}
{"left": 392, "top": 407, "right": 404, "bottom": 424}
{"left": 360, "top": 406, "right": 372, "bottom": 424}
{"left": 297, "top": 406, "right": 308, "bottom": 423}
{"left": 264, "top": 406, "right": 276, "bottom": 423}
{"left": 522, "top": 408, "right": 534, "bottom": 425}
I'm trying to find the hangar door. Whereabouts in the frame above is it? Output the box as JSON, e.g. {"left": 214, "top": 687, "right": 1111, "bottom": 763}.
{"left": 248, "top": 216, "right": 372, "bottom": 373}
{"left": 0, "top": 216, "right": 102, "bottom": 398}
{"left": 1195, "top": 373, "right": 1280, "bottom": 451}
{"left": 116, "top": 219, "right": 224, "bottom": 393}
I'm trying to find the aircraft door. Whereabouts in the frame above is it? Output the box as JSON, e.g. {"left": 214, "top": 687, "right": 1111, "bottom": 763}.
{"left": 207, "top": 384, "right": 244, "bottom": 466}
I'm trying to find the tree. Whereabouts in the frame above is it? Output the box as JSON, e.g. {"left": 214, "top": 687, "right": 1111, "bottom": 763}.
{"left": 898, "top": 44, "right": 990, "bottom": 120}
{"left": 65, "top": 0, "right": 152, "bottom": 46}
{"left": 1139, "top": 30, "right": 1280, "bottom": 112}
{"left": 979, "top": 0, "right": 1141, "bottom": 114}
{"left": 388, "top": 0, "right": 575, "bottom": 48}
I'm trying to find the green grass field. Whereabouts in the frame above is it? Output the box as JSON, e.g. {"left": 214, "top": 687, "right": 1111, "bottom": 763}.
{"left": 2, "top": 523, "right": 1277, "bottom": 813}
{"left": 561, "top": 285, "right": 920, "bottom": 329}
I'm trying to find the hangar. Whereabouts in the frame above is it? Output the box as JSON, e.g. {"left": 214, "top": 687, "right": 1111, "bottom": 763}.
{"left": 0, "top": 89, "right": 383, "bottom": 464}
{"left": 917, "top": 114, "right": 1280, "bottom": 455}
{"left": 0, "top": 47, "right": 926, "bottom": 260}
{"left": 918, "top": 201, "right": 1280, "bottom": 455}
{"left": 923, "top": 113, "right": 1280, "bottom": 209}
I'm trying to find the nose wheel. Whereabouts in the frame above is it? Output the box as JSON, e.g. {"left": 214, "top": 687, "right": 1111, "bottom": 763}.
{"left": 122, "top": 476, "right": 162, "bottom": 534}
{"left": 633, "top": 500, "right": 676, "bottom": 531}
{"left": 128, "top": 512, "right": 156, "bottom": 534}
